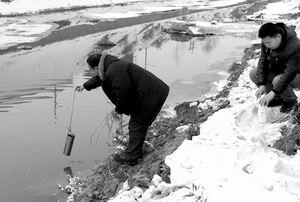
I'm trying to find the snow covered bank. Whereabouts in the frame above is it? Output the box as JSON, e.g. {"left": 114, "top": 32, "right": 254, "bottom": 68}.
{"left": 162, "top": 60, "right": 300, "bottom": 202}
{"left": 0, "top": 0, "right": 146, "bottom": 16}
{"left": 84, "top": 7, "right": 183, "bottom": 21}
{"left": 248, "top": 0, "right": 300, "bottom": 21}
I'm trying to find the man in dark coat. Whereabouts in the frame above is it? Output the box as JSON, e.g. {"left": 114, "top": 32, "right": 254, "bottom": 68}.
{"left": 249, "top": 22, "right": 300, "bottom": 112}
{"left": 76, "top": 52, "right": 169, "bottom": 165}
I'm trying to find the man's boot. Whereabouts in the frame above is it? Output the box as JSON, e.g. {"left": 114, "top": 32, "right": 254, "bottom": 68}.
{"left": 113, "top": 151, "right": 141, "bottom": 166}
{"left": 114, "top": 119, "right": 147, "bottom": 166}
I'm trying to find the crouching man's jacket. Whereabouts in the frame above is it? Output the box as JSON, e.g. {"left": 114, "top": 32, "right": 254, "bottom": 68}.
{"left": 83, "top": 54, "right": 169, "bottom": 125}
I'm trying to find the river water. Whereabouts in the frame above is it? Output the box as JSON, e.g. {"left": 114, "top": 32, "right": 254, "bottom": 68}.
{"left": 0, "top": 20, "right": 255, "bottom": 201}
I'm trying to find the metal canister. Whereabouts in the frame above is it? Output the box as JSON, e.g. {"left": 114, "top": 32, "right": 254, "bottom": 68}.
{"left": 63, "top": 132, "right": 75, "bottom": 156}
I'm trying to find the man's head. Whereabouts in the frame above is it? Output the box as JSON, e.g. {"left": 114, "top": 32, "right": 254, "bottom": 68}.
{"left": 87, "top": 53, "right": 101, "bottom": 69}
{"left": 87, "top": 53, "right": 101, "bottom": 76}
{"left": 258, "top": 22, "right": 282, "bottom": 50}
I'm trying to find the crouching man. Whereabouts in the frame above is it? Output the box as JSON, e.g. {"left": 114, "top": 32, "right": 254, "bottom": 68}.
{"left": 250, "top": 22, "right": 300, "bottom": 112}
{"left": 76, "top": 52, "right": 169, "bottom": 165}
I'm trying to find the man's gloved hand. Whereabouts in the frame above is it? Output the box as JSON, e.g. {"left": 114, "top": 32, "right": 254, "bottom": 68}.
{"left": 75, "top": 85, "right": 84, "bottom": 92}
{"left": 255, "top": 85, "right": 267, "bottom": 99}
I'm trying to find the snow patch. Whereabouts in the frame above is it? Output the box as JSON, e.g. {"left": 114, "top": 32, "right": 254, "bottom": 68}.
{"left": 85, "top": 12, "right": 140, "bottom": 21}
{"left": 248, "top": 0, "right": 300, "bottom": 21}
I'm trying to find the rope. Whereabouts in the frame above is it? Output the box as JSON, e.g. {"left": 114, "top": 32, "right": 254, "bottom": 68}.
{"left": 89, "top": 112, "right": 123, "bottom": 146}
{"left": 76, "top": 90, "right": 127, "bottom": 146}
{"left": 68, "top": 90, "right": 76, "bottom": 132}
{"left": 89, "top": 114, "right": 109, "bottom": 145}
{"left": 271, "top": 114, "right": 290, "bottom": 124}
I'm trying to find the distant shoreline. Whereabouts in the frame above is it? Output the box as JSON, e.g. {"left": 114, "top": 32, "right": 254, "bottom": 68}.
{"left": 0, "top": 8, "right": 204, "bottom": 55}
{"left": 0, "top": 2, "right": 248, "bottom": 55}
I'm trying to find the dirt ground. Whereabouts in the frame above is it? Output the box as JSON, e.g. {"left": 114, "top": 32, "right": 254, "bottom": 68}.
{"left": 273, "top": 106, "right": 300, "bottom": 155}
{"left": 59, "top": 0, "right": 300, "bottom": 201}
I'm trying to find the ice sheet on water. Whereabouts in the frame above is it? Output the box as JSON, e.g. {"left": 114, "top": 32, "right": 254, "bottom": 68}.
{"left": 0, "top": 19, "right": 53, "bottom": 50}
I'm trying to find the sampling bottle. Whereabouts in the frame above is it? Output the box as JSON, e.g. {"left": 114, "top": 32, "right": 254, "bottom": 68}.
{"left": 258, "top": 105, "right": 268, "bottom": 123}
{"left": 63, "top": 131, "right": 75, "bottom": 156}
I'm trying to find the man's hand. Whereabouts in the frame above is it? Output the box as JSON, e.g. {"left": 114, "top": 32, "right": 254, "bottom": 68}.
{"left": 75, "top": 85, "right": 84, "bottom": 92}
{"left": 259, "top": 91, "right": 275, "bottom": 106}
{"left": 255, "top": 85, "right": 267, "bottom": 99}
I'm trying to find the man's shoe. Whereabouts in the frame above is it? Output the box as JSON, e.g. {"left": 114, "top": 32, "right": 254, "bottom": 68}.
{"left": 280, "top": 100, "right": 298, "bottom": 113}
{"left": 113, "top": 152, "right": 142, "bottom": 166}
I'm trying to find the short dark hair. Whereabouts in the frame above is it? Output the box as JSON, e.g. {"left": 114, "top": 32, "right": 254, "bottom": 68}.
{"left": 258, "top": 22, "right": 280, "bottom": 38}
{"left": 87, "top": 53, "right": 101, "bottom": 68}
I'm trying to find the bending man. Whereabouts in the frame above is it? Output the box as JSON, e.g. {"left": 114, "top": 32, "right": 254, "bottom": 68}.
{"left": 76, "top": 52, "right": 169, "bottom": 165}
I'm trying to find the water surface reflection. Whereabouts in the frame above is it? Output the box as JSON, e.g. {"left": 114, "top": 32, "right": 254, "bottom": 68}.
{"left": 133, "top": 34, "right": 252, "bottom": 103}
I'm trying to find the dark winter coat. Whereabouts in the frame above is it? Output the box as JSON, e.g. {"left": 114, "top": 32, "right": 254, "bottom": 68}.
{"left": 257, "top": 23, "right": 300, "bottom": 94}
{"left": 83, "top": 54, "right": 169, "bottom": 125}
